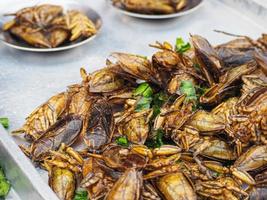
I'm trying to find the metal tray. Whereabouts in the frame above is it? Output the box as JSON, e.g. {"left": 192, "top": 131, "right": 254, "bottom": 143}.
{"left": 0, "top": 126, "right": 58, "bottom": 200}
{"left": 0, "top": 0, "right": 266, "bottom": 199}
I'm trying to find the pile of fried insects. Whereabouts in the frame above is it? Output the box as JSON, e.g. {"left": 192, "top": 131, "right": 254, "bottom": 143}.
{"left": 13, "top": 33, "right": 267, "bottom": 200}
{"left": 2, "top": 4, "right": 97, "bottom": 48}
{"left": 112, "top": 0, "right": 188, "bottom": 15}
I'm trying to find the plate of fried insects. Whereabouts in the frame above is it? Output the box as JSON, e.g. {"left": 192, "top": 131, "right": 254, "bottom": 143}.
{"left": 12, "top": 32, "right": 267, "bottom": 200}
{"left": 110, "top": 0, "right": 204, "bottom": 19}
{"left": 0, "top": 1, "right": 102, "bottom": 52}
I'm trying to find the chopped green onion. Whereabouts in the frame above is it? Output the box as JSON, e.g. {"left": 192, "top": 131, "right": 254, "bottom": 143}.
{"left": 175, "top": 37, "right": 191, "bottom": 53}
{"left": 0, "top": 118, "right": 9, "bottom": 129}
{"left": 0, "top": 167, "right": 10, "bottom": 198}
{"left": 73, "top": 189, "right": 88, "bottom": 200}
{"left": 115, "top": 136, "right": 129, "bottom": 147}
{"left": 152, "top": 92, "right": 168, "bottom": 117}
{"left": 134, "top": 83, "right": 153, "bottom": 98}
{"left": 180, "top": 80, "right": 197, "bottom": 101}
{"left": 145, "top": 129, "right": 164, "bottom": 148}
{"left": 155, "top": 129, "right": 164, "bottom": 147}
{"left": 135, "top": 97, "right": 152, "bottom": 112}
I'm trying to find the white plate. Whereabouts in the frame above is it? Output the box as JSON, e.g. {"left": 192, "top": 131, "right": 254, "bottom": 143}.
{"left": 110, "top": 0, "right": 204, "bottom": 19}
{"left": 0, "top": 0, "right": 102, "bottom": 52}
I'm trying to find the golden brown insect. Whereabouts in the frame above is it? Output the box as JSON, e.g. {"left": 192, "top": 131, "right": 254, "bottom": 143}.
{"left": 187, "top": 110, "right": 226, "bottom": 134}
{"left": 12, "top": 92, "right": 69, "bottom": 140}
{"left": 107, "top": 52, "right": 161, "bottom": 85}
{"left": 230, "top": 145, "right": 267, "bottom": 185}
{"left": 48, "top": 167, "right": 75, "bottom": 200}
{"left": 225, "top": 87, "right": 267, "bottom": 154}
{"left": 81, "top": 157, "right": 117, "bottom": 199}
{"left": 9, "top": 24, "right": 52, "bottom": 48}
{"left": 154, "top": 94, "right": 195, "bottom": 131}
{"left": 88, "top": 68, "right": 125, "bottom": 93}
{"left": 44, "top": 144, "right": 83, "bottom": 200}
{"left": 67, "top": 10, "right": 97, "bottom": 41}
{"left": 105, "top": 168, "right": 142, "bottom": 200}
{"left": 156, "top": 172, "right": 197, "bottom": 200}
{"left": 196, "top": 176, "right": 247, "bottom": 200}
{"left": 117, "top": 109, "right": 153, "bottom": 144}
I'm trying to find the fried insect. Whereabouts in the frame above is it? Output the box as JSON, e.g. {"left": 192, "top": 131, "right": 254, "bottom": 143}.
{"left": 156, "top": 172, "right": 197, "bottom": 200}
{"left": 12, "top": 92, "right": 68, "bottom": 140}
{"left": 88, "top": 68, "right": 125, "bottom": 93}
{"left": 107, "top": 52, "right": 160, "bottom": 85}
{"left": 9, "top": 24, "right": 51, "bottom": 48}
{"left": 196, "top": 176, "right": 247, "bottom": 200}
{"left": 82, "top": 98, "right": 114, "bottom": 151}
{"left": 105, "top": 168, "right": 142, "bottom": 200}
{"left": 67, "top": 10, "right": 97, "bottom": 41}
{"left": 117, "top": 109, "right": 153, "bottom": 144}
{"left": 45, "top": 144, "right": 83, "bottom": 200}
{"left": 21, "top": 115, "right": 82, "bottom": 162}
{"left": 4, "top": 4, "right": 63, "bottom": 28}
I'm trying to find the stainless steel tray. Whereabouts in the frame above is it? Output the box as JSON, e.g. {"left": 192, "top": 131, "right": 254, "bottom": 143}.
{"left": 0, "top": 126, "right": 58, "bottom": 200}
{"left": 0, "top": 0, "right": 266, "bottom": 199}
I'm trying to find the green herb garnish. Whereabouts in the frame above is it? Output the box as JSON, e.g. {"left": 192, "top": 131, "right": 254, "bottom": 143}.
{"left": 73, "top": 189, "right": 88, "bottom": 200}
{"left": 180, "top": 80, "right": 197, "bottom": 102}
{"left": 134, "top": 83, "right": 154, "bottom": 112}
{"left": 175, "top": 37, "right": 191, "bottom": 53}
{"left": 0, "top": 166, "right": 11, "bottom": 198}
{"left": 155, "top": 129, "right": 164, "bottom": 147}
{"left": 0, "top": 118, "right": 9, "bottom": 129}
{"left": 145, "top": 129, "right": 164, "bottom": 148}
{"left": 152, "top": 92, "right": 168, "bottom": 117}
{"left": 134, "top": 83, "right": 153, "bottom": 98}
{"left": 115, "top": 136, "right": 129, "bottom": 147}
{"left": 135, "top": 97, "right": 152, "bottom": 112}
{"left": 195, "top": 85, "right": 208, "bottom": 98}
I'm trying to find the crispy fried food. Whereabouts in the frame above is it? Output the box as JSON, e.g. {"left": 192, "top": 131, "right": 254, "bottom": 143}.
{"left": 10, "top": 24, "right": 51, "bottom": 48}
{"left": 2, "top": 4, "right": 97, "bottom": 48}
{"left": 67, "top": 10, "right": 97, "bottom": 41}
{"left": 113, "top": 0, "right": 188, "bottom": 14}
{"left": 14, "top": 32, "right": 267, "bottom": 200}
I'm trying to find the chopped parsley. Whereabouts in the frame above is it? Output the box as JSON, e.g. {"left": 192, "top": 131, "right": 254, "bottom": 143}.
{"left": 115, "top": 136, "right": 129, "bottom": 147}
{"left": 175, "top": 37, "right": 191, "bottom": 53}
{"left": 0, "top": 118, "right": 9, "bottom": 129}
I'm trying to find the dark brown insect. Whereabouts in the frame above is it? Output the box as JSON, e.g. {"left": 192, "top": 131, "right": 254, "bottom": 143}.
{"left": 82, "top": 98, "right": 114, "bottom": 151}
